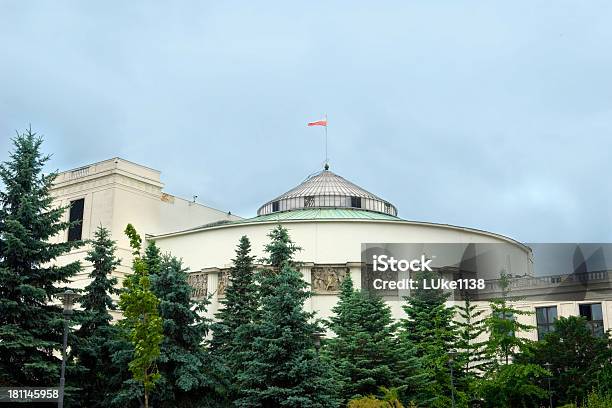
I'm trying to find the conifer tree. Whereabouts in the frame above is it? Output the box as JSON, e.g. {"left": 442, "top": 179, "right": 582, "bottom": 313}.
{"left": 399, "top": 269, "right": 462, "bottom": 407}
{"left": 211, "top": 235, "right": 259, "bottom": 401}
{"left": 72, "top": 226, "right": 121, "bottom": 407}
{"left": 454, "top": 296, "right": 488, "bottom": 404}
{"left": 455, "top": 297, "right": 487, "bottom": 375}
{"left": 146, "top": 242, "right": 227, "bottom": 407}
{"left": 236, "top": 226, "right": 339, "bottom": 407}
{"left": 325, "top": 275, "right": 422, "bottom": 404}
{"left": 0, "top": 129, "right": 82, "bottom": 386}
{"left": 118, "top": 224, "right": 164, "bottom": 408}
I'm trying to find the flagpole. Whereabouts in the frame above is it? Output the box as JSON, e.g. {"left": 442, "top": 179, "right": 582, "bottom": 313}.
{"left": 324, "top": 114, "right": 328, "bottom": 169}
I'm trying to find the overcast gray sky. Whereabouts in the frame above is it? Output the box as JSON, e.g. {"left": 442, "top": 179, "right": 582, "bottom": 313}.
{"left": 1, "top": 1, "right": 611, "bottom": 243}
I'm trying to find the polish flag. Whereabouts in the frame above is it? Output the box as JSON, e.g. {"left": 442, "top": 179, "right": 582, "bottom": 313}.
{"left": 307, "top": 118, "right": 328, "bottom": 127}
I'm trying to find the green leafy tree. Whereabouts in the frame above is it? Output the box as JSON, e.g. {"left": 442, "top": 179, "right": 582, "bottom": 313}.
{"left": 517, "top": 316, "right": 612, "bottom": 406}
{"left": 118, "top": 224, "right": 163, "bottom": 408}
{"left": 399, "top": 269, "right": 462, "bottom": 407}
{"left": 347, "top": 387, "right": 405, "bottom": 407}
{"left": 211, "top": 235, "right": 259, "bottom": 401}
{"left": 483, "top": 270, "right": 534, "bottom": 366}
{"left": 0, "top": 128, "right": 82, "bottom": 386}
{"left": 146, "top": 242, "right": 227, "bottom": 407}
{"left": 324, "top": 275, "right": 423, "bottom": 404}
{"left": 477, "top": 363, "right": 548, "bottom": 408}
{"left": 477, "top": 270, "right": 544, "bottom": 408}
{"left": 236, "top": 226, "right": 339, "bottom": 407}
{"left": 580, "top": 391, "right": 612, "bottom": 408}
{"left": 72, "top": 226, "right": 121, "bottom": 407}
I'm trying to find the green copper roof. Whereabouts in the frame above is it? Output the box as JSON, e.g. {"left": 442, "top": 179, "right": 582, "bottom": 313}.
{"left": 240, "top": 208, "right": 400, "bottom": 223}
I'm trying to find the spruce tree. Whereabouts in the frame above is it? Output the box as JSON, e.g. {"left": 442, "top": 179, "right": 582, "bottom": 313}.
{"left": 211, "top": 235, "right": 259, "bottom": 401}
{"left": 236, "top": 226, "right": 339, "bottom": 407}
{"left": 0, "top": 129, "right": 82, "bottom": 386}
{"left": 399, "top": 269, "right": 462, "bottom": 408}
{"left": 325, "top": 275, "right": 421, "bottom": 404}
{"left": 72, "top": 226, "right": 121, "bottom": 407}
{"left": 146, "top": 242, "right": 226, "bottom": 407}
{"left": 118, "top": 224, "right": 164, "bottom": 408}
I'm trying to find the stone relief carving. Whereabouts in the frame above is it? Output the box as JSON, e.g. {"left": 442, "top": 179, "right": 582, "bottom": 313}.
{"left": 187, "top": 272, "right": 208, "bottom": 299}
{"left": 311, "top": 266, "right": 349, "bottom": 293}
{"left": 217, "top": 270, "right": 230, "bottom": 297}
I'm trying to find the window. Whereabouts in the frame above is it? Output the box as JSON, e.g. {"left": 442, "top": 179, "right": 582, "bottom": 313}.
{"left": 350, "top": 196, "right": 362, "bottom": 208}
{"left": 536, "top": 306, "right": 557, "bottom": 341}
{"left": 272, "top": 200, "right": 280, "bottom": 212}
{"left": 67, "top": 198, "right": 84, "bottom": 242}
{"left": 579, "top": 303, "right": 604, "bottom": 337}
{"left": 304, "top": 196, "right": 315, "bottom": 207}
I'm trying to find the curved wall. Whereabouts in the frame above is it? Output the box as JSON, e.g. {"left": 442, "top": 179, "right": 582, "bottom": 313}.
{"left": 152, "top": 219, "right": 532, "bottom": 321}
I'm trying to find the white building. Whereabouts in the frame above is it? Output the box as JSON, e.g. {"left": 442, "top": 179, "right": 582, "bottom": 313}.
{"left": 51, "top": 158, "right": 612, "bottom": 340}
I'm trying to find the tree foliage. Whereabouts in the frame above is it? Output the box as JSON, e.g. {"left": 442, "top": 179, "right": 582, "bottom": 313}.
{"left": 477, "top": 362, "right": 548, "bottom": 408}
{"left": 325, "top": 275, "right": 423, "bottom": 405}
{"left": 517, "top": 316, "right": 612, "bottom": 406}
{"left": 236, "top": 226, "right": 339, "bottom": 407}
{"left": 211, "top": 235, "right": 259, "bottom": 402}
{"left": 399, "top": 269, "right": 461, "bottom": 407}
{"left": 146, "top": 243, "right": 226, "bottom": 407}
{"left": 483, "top": 270, "right": 534, "bottom": 366}
{"left": 72, "top": 226, "right": 121, "bottom": 407}
{"left": 0, "top": 128, "right": 82, "bottom": 386}
{"left": 118, "top": 224, "right": 163, "bottom": 408}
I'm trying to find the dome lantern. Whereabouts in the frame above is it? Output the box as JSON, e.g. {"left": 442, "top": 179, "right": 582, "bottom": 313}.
{"left": 257, "top": 169, "right": 398, "bottom": 217}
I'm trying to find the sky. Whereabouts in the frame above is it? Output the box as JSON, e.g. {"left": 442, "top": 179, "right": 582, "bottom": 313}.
{"left": 1, "top": 1, "right": 611, "bottom": 243}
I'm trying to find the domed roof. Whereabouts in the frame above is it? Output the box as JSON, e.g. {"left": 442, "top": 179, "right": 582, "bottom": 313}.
{"left": 257, "top": 168, "right": 398, "bottom": 217}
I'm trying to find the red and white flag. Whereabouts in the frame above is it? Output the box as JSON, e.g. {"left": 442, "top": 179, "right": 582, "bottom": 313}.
{"left": 307, "top": 117, "right": 327, "bottom": 127}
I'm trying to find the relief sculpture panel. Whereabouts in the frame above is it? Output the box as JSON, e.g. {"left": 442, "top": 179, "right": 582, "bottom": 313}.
{"left": 187, "top": 272, "right": 208, "bottom": 299}
{"left": 311, "top": 266, "right": 349, "bottom": 294}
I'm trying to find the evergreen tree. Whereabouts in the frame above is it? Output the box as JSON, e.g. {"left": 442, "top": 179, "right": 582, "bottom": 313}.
{"left": 118, "top": 224, "right": 164, "bottom": 408}
{"left": 236, "top": 226, "right": 339, "bottom": 407}
{"left": 399, "top": 268, "right": 462, "bottom": 408}
{"left": 455, "top": 297, "right": 487, "bottom": 375}
{"left": 211, "top": 235, "right": 259, "bottom": 401}
{"left": 0, "top": 129, "right": 82, "bottom": 386}
{"left": 483, "top": 270, "right": 534, "bottom": 366}
{"left": 454, "top": 296, "right": 488, "bottom": 404}
{"left": 72, "top": 226, "right": 121, "bottom": 407}
{"left": 146, "top": 243, "right": 227, "bottom": 407}
{"left": 325, "top": 275, "right": 422, "bottom": 404}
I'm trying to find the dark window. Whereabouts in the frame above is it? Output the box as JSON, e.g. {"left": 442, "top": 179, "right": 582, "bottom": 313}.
{"left": 536, "top": 306, "right": 557, "bottom": 341}
{"left": 579, "top": 303, "right": 604, "bottom": 337}
{"left": 272, "top": 201, "right": 280, "bottom": 212}
{"left": 68, "top": 198, "right": 84, "bottom": 242}
{"left": 304, "top": 196, "right": 315, "bottom": 207}
{"left": 350, "top": 196, "right": 362, "bottom": 208}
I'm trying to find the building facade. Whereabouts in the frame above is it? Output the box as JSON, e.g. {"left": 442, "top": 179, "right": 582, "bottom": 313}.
{"left": 52, "top": 158, "right": 612, "bottom": 340}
